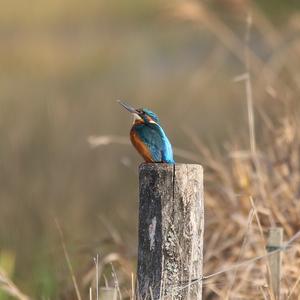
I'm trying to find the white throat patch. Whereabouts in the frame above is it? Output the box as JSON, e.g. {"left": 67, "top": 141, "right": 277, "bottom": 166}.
{"left": 132, "top": 113, "right": 142, "bottom": 123}
{"left": 132, "top": 113, "right": 158, "bottom": 125}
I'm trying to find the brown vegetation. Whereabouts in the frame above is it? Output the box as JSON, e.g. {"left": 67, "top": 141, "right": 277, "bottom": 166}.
{"left": 0, "top": 0, "right": 300, "bottom": 299}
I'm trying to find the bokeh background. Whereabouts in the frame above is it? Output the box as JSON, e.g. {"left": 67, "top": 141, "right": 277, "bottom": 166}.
{"left": 1, "top": 0, "right": 300, "bottom": 299}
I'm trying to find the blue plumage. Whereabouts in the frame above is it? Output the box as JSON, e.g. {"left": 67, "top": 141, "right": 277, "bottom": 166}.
{"left": 142, "top": 109, "right": 160, "bottom": 124}
{"left": 117, "top": 100, "right": 175, "bottom": 164}
{"left": 133, "top": 121, "right": 175, "bottom": 164}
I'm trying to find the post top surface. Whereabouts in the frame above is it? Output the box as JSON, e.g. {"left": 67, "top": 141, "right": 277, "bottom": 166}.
{"left": 139, "top": 163, "right": 203, "bottom": 172}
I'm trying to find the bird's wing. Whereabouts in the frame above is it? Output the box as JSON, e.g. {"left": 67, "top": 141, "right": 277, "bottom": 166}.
{"left": 135, "top": 124, "right": 164, "bottom": 162}
{"left": 146, "top": 123, "right": 174, "bottom": 163}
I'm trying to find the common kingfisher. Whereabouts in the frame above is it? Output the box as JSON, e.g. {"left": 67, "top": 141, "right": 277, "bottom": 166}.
{"left": 117, "top": 100, "right": 175, "bottom": 164}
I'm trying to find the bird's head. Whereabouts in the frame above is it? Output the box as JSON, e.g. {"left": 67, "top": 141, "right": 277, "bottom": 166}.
{"left": 117, "top": 100, "right": 160, "bottom": 125}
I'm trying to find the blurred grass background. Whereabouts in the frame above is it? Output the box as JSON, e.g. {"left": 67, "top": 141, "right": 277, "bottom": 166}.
{"left": 0, "top": 0, "right": 300, "bottom": 299}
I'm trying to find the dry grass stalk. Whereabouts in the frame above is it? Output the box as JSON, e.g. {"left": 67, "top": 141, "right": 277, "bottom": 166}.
{"left": 0, "top": 267, "right": 31, "bottom": 300}
{"left": 55, "top": 219, "right": 82, "bottom": 300}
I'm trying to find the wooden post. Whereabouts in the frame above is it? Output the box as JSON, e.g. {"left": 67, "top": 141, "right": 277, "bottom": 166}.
{"left": 137, "top": 164, "right": 204, "bottom": 300}
{"left": 267, "top": 227, "right": 283, "bottom": 300}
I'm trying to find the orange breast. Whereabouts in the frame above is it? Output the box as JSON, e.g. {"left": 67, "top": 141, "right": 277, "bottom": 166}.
{"left": 130, "top": 129, "right": 154, "bottom": 162}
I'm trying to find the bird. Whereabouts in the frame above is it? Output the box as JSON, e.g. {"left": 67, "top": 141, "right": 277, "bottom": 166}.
{"left": 117, "top": 100, "right": 175, "bottom": 164}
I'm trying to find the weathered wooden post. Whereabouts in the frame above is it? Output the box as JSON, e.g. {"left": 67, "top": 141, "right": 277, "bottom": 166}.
{"left": 267, "top": 227, "right": 283, "bottom": 300}
{"left": 137, "top": 164, "right": 204, "bottom": 300}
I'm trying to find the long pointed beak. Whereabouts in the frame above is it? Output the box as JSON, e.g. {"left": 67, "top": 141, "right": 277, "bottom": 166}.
{"left": 117, "top": 100, "right": 138, "bottom": 114}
